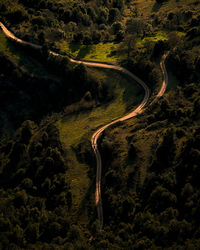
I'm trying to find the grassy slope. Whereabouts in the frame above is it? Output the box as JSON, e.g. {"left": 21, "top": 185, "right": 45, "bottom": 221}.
{"left": 2, "top": 0, "right": 198, "bottom": 227}
{"left": 57, "top": 68, "right": 143, "bottom": 216}
{"left": 57, "top": 68, "right": 143, "bottom": 148}
{"left": 55, "top": 0, "right": 196, "bottom": 219}
{"left": 57, "top": 41, "right": 124, "bottom": 62}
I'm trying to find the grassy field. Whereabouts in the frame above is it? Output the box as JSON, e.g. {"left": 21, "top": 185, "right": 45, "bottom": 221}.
{"left": 56, "top": 40, "right": 125, "bottom": 62}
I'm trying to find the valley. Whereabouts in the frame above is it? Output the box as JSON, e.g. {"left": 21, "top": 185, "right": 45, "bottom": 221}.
{"left": 0, "top": 0, "right": 200, "bottom": 249}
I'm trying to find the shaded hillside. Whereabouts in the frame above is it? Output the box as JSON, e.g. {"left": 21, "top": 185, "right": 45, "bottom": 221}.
{"left": 98, "top": 70, "right": 200, "bottom": 249}
{"left": 0, "top": 0, "right": 200, "bottom": 248}
{"left": 0, "top": 120, "right": 96, "bottom": 249}
{"left": 0, "top": 31, "right": 113, "bottom": 138}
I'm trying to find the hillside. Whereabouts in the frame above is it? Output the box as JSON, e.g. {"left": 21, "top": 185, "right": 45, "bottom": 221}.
{"left": 0, "top": 0, "right": 200, "bottom": 249}
{"left": 100, "top": 82, "right": 200, "bottom": 248}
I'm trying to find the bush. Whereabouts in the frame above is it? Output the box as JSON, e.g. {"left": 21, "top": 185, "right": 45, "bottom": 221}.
{"left": 112, "top": 21, "right": 123, "bottom": 34}
{"left": 92, "top": 30, "right": 101, "bottom": 43}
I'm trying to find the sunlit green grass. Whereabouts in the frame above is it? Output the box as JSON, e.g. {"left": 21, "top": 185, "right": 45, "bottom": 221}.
{"left": 137, "top": 32, "right": 168, "bottom": 49}
{"left": 57, "top": 40, "right": 125, "bottom": 62}
{"left": 58, "top": 30, "right": 185, "bottom": 62}
{"left": 65, "top": 149, "right": 91, "bottom": 219}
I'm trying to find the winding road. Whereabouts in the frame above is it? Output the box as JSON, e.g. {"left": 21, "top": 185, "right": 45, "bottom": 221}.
{"left": 0, "top": 22, "right": 169, "bottom": 229}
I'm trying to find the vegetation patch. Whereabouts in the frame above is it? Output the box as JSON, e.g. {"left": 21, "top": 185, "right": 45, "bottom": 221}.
{"left": 57, "top": 41, "right": 125, "bottom": 62}
{"left": 57, "top": 68, "right": 143, "bottom": 148}
{"left": 57, "top": 68, "right": 143, "bottom": 213}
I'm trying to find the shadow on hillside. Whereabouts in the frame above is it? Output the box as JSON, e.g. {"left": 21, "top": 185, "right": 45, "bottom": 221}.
{"left": 68, "top": 43, "right": 92, "bottom": 59}
{"left": 68, "top": 43, "right": 81, "bottom": 53}
{"left": 118, "top": 73, "right": 144, "bottom": 112}
{"left": 77, "top": 46, "right": 92, "bottom": 59}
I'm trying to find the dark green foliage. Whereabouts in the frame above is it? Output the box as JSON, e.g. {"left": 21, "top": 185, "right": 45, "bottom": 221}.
{"left": 128, "top": 143, "right": 137, "bottom": 161}
{"left": 156, "top": 128, "right": 176, "bottom": 167}
{"left": 123, "top": 55, "right": 162, "bottom": 91}
{"left": 156, "top": 0, "right": 169, "bottom": 4}
{"left": 0, "top": 0, "right": 200, "bottom": 248}
{"left": 0, "top": 121, "right": 75, "bottom": 248}
{"left": 0, "top": 0, "right": 126, "bottom": 45}
{"left": 99, "top": 81, "right": 200, "bottom": 248}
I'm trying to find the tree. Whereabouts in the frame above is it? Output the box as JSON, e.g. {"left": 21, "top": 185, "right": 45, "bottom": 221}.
{"left": 25, "top": 223, "right": 39, "bottom": 243}
{"left": 134, "top": 237, "right": 152, "bottom": 249}
{"left": 20, "top": 120, "right": 36, "bottom": 144}
{"left": 152, "top": 40, "right": 167, "bottom": 58}
{"left": 149, "top": 186, "right": 177, "bottom": 212}
{"left": 109, "top": 8, "right": 120, "bottom": 23}
{"left": 21, "top": 178, "right": 33, "bottom": 190}
{"left": 126, "top": 18, "right": 144, "bottom": 36}
{"left": 98, "top": 7, "right": 109, "bottom": 24}
{"left": 116, "top": 30, "right": 124, "bottom": 41}
{"left": 83, "top": 31, "right": 92, "bottom": 44}
{"left": 194, "top": 97, "right": 200, "bottom": 115}
{"left": 41, "top": 178, "right": 51, "bottom": 195}
{"left": 92, "top": 30, "right": 101, "bottom": 44}
{"left": 84, "top": 91, "right": 92, "bottom": 101}
{"left": 168, "top": 31, "right": 181, "bottom": 49}
{"left": 112, "top": 21, "right": 123, "bottom": 34}
{"left": 12, "top": 225, "right": 24, "bottom": 246}
{"left": 118, "top": 34, "right": 137, "bottom": 57}
{"left": 156, "top": 128, "right": 176, "bottom": 167}
{"left": 38, "top": 31, "right": 45, "bottom": 44}
{"left": 7, "top": 9, "right": 28, "bottom": 23}
{"left": 44, "top": 157, "right": 54, "bottom": 173}
{"left": 49, "top": 222, "right": 62, "bottom": 238}
{"left": 181, "top": 183, "right": 193, "bottom": 201}
{"left": 13, "top": 190, "right": 28, "bottom": 207}
{"left": 128, "top": 143, "right": 137, "bottom": 161}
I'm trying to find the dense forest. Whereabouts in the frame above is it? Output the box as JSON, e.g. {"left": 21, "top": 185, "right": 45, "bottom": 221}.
{"left": 100, "top": 82, "right": 200, "bottom": 248}
{"left": 0, "top": 0, "right": 126, "bottom": 45}
{"left": 0, "top": 0, "right": 200, "bottom": 249}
